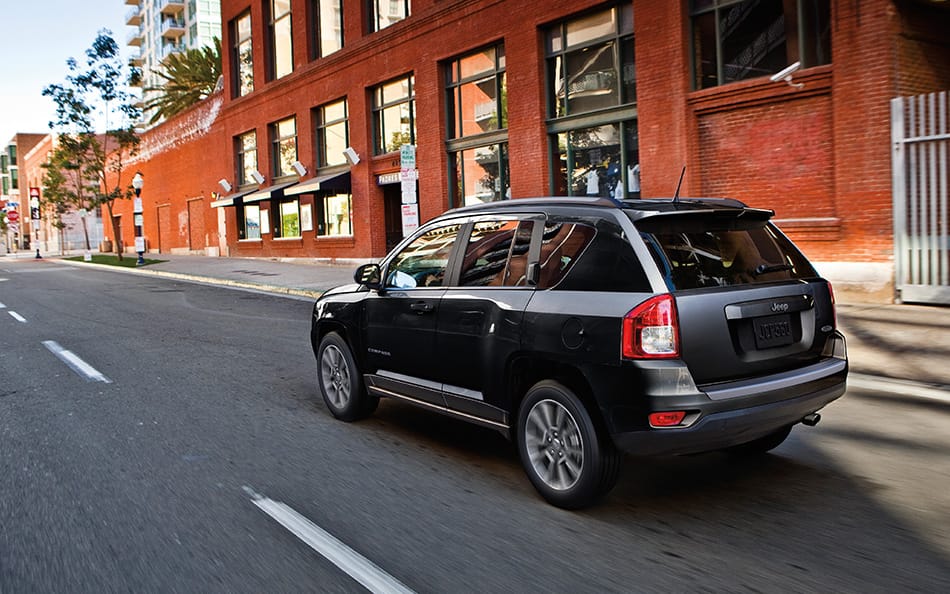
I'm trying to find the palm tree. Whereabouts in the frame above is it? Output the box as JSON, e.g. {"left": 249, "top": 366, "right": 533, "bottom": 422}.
{"left": 144, "top": 38, "right": 222, "bottom": 125}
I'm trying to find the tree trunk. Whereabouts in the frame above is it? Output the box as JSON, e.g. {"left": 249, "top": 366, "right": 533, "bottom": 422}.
{"left": 81, "top": 215, "right": 91, "bottom": 251}
{"left": 104, "top": 201, "right": 123, "bottom": 261}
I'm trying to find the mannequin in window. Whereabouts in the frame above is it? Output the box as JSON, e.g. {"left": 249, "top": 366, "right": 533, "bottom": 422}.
{"left": 586, "top": 168, "right": 599, "bottom": 195}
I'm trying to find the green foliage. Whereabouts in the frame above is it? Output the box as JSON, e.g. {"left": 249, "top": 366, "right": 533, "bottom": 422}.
{"left": 144, "top": 38, "right": 222, "bottom": 125}
{"left": 42, "top": 29, "right": 142, "bottom": 258}
{"left": 66, "top": 254, "right": 164, "bottom": 267}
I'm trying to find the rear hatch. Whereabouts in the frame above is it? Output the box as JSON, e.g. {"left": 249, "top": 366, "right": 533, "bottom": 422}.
{"left": 634, "top": 206, "right": 836, "bottom": 385}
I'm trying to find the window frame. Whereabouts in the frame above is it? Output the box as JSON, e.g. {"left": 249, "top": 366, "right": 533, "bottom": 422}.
{"left": 315, "top": 98, "right": 349, "bottom": 168}
{"left": 310, "top": 0, "right": 344, "bottom": 59}
{"left": 231, "top": 11, "right": 254, "bottom": 98}
{"left": 372, "top": 75, "right": 416, "bottom": 155}
{"left": 270, "top": 117, "right": 298, "bottom": 179}
{"left": 235, "top": 130, "right": 258, "bottom": 187}
{"left": 269, "top": 0, "right": 294, "bottom": 80}
{"left": 316, "top": 192, "right": 353, "bottom": 237}
{"left": 688, "top": 0, "right": 832, "bottom": 90}
{"left": 368, "top": 0, "right": 410, "bottom": 33}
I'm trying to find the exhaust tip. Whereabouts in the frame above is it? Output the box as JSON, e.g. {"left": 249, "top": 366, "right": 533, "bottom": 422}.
{"left": 801, "top": 413, "right": 821, "bottom": 427}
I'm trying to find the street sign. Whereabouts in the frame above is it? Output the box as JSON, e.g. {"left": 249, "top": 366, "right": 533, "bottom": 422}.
{"left": 6, "top": 210, "right": 19, "bottom": 222}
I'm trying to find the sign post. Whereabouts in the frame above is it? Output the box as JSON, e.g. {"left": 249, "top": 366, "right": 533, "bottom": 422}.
{"left": 399, "top": 144, "right": 418, "bottom": 236}
{"left": 29, "top": 187, "right": 41, "bottom": 258}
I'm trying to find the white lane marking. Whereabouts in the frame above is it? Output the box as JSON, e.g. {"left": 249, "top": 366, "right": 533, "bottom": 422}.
{"left": 42, "top": 341, "right": 112, "bottom": 384}
{"left": 243, "top": 486, "right": 416, "bottom": 594}
{"left": 0, "top": 301, "right": 6, "bottom": 308}
{"left": 8, "top": 311, "right": 26, "bottom": 322}
{"left": 849, "top": 373, "right": 950, "bottom": 404}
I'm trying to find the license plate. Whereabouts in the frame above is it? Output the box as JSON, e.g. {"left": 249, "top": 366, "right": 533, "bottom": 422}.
{"left": 753, "top": 314, "right": 793, "bottom": 349}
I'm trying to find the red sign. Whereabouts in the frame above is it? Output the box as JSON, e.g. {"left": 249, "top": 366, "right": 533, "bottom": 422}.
{"left": 6, "top": 210, "right": 19, "bottom": 222}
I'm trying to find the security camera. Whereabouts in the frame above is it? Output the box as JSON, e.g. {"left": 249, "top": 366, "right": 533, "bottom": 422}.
{"left": 250, "top": 170, "right": 265, "bottom": 185}
{"left": 770, "top": 62, "right": 801, "bottom": 83}
{"left": 342, "top": 147, "right": 360, "bottom": 166}
{"left": 292, "top": 161, "right": 307, "bottom": 177}
{"left": 218, "top": 178, "right": 232, "bottom": 192}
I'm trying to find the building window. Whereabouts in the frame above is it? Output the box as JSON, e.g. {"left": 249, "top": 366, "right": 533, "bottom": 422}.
{"left": 690, "top": 0, "right": 831, "bottom": 89}
{"left": 271, "top": 117, "right": 297, "bottom": 178}
{"left": 236, "top": 131, "right": 258, "bottom": 186}
{"left": 243, "top": 204, "right": 262, "bottom": 239}
{"left": 232, "top": 12, "right": 254, "bottom": 97}
{"left": 548, "top": 5, "right": 635, "bottom": 118}
{"left": 317, "top": 193, "right": 352, "bottom": 236}
{"left": 311, "top": 0, "right": 343, "bottom": 58}
{"left": 10, "top": 168, "right": 18, "bottom": 190}
{"left": 270, "top": 0, "right": 294, "bottom": 79}
{"left": 373, "top": 76, "right": 415, "bottom": 155}
{"left": 546, "top": 6, "right": 640, "bottom": 199}
{"left": 446, "top": 44, "right": 509, "bottom": 207}
{"left": 368, "top": 0, "right": 409, "bottom": 33}
{"left": 315, "top": 99, "right": 348, "bottom": 167}
{"left": 278, "top": 198, "right": 301, "bottom": 237}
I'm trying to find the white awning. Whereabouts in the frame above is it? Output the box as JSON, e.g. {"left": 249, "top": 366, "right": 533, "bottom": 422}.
{"left": 210, "top": 189, "right": 253, "bottom": 208}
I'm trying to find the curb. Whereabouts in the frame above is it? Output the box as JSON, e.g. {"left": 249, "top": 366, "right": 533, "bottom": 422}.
{"left": 54, "top": 258, "right": 324, "bottom": 300}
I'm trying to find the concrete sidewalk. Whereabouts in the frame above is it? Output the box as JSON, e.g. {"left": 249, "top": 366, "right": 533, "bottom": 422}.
{"left": 17, "top": 250, "right": 950, "bottom": 392}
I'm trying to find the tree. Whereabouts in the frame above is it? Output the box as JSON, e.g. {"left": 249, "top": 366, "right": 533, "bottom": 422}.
{"left": 43, "top": 30, "right": 142, "bottom": 260}
{"left": 41, "top": 135, "right": 99, "bottom": 252}
{"left": 143, "top": 38, "right": 222, "bottom": 125}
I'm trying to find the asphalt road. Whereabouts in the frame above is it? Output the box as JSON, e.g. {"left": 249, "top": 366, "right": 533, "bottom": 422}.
{"left": 1, "top": 259, "right": 948, "bottom": 593}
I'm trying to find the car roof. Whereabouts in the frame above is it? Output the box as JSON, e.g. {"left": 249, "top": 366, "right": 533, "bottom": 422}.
{"left": 444, "top": 196, "right": 774, "bottom": 220}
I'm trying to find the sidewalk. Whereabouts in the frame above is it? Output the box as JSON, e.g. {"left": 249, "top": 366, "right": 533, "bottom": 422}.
{"left": 17, "top": 250, "right": 950, "bottom": 392}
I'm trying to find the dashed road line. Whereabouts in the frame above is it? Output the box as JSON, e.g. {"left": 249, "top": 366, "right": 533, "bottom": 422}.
{"left": 849, "top": 373, "right": 949, "bottom": 404}
{"left": 42, "top": 340, "right": 112, "bottom": 384}
{"left": 8, "top": 311, "right": 26, "bottom": 322}
{"left": 0, "top": 301, "right": 6, "bottom": 308}
{"left": 244, "top": 486, "right": 416, "bottom": 594}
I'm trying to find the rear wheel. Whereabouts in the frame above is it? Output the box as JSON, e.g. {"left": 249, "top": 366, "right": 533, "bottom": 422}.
{"left": 727, "top": 424, "right": 793, "bottom": 456}
{"left": 317, "top": 332, "right": 378, "bottom": 421}
{"left": 516, "top": 381, "right": 622, "bottom": 509}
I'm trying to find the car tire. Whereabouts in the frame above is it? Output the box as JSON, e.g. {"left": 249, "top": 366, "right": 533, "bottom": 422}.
{"left": 317, "top": 332, "right": 378, "bottom": 422}
{"left": 516, "top": 380, "right": 622, "bottom": 509}
{"left": 726, "top": 424, "right": 793, "bottom": 456}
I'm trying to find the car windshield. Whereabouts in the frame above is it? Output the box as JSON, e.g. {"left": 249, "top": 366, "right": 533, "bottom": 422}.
{"left": 636, "top": 213, "right": 816, "bottom": 290}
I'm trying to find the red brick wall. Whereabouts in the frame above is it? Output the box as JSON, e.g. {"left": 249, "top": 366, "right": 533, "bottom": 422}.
{"left": 895, "top": 2, "right": 950, "bottom": 96}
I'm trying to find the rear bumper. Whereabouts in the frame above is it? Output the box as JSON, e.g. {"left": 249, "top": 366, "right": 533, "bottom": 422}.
{"left": 611, "top": 356, "right": 847, "bottom": 456}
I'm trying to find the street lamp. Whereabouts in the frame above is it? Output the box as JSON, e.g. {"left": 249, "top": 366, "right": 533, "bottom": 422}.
{"left": 132, "top": 172, "right": 145, "bottom": 266}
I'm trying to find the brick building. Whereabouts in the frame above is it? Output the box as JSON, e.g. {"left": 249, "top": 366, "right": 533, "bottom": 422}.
{"left": 104, "top": 0, "right": 950, "bottom": 302}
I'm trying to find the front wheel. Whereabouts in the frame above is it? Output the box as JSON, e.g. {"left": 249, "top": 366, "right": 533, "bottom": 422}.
{"left": 316, "top": 332, "right": 378, "bottom": 421}
{"left": 516, "top": 381, "right": 622, "bottom": 509}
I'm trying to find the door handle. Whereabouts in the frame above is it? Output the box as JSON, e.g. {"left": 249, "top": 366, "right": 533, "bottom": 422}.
{"left": 410, "top": 301, "right": 434, "bottom": 314}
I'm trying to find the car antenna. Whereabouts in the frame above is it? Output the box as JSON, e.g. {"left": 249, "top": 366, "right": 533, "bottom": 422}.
{"left": 673, "top": 166, "right": 686, "bottom": 204}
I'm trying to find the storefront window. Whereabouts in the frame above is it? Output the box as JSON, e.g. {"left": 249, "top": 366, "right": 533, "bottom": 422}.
{"left": 244, "top": 204, "right": 261, "bottom": 239}
{"left": 373, "top": 76, "right": 415, "bottom": 155}
{"left": 453, "top": 143, "right": 510, "bottom": 206}
{"left": 690, "top": 0, "right": 831, "bottom": 89}
{"left": 547, "top": 6, "right": 639, "bottom": 198}
{"left": 279, "top": 199, "right": 300, "bottom": 237}
{"left": 318, "top": 193, "right": 352, "bottom": 236}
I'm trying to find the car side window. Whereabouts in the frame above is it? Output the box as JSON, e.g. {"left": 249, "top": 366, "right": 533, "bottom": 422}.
{"left": 458, "top": 219, "right": 534, "bottom": 287}
{"left": 386, "top": 224, "right": 461, "bottom": 289}
{"left": 536, "top": 221, "right": 596, "bottom": 289}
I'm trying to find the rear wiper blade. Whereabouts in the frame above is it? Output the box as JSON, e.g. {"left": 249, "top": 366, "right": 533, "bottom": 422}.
{"left": 753, "top": 263, "right": 793, "bottom": 276}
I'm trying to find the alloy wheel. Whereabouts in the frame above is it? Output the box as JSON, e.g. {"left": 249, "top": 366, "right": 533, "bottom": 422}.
{"left": 523, "top": 398, "right": 585, "bottom": 491}
{"left": 320, "top": 344, "right": 351, "bottom": 409}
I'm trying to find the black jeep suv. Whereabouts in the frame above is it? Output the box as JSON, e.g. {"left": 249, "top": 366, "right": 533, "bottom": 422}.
{"left": 311, "top": 197, "right": 847, "bottom": 509}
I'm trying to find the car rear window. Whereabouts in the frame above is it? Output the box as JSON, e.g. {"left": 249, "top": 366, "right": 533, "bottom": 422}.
{"left": 636, "top": 213, "right": 817, "bottom": 290}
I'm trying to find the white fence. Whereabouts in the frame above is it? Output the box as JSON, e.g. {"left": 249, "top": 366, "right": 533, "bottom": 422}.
{"left": 891, "top": 91, "right": 950, "bottom": 304}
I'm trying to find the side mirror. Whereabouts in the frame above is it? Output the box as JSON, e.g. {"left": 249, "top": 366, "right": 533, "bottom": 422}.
{"left": 354, "top": 263, "right": 382, "bottom": 290}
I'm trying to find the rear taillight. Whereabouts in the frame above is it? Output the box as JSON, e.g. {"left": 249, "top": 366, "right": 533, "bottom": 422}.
{"left": 827, "top": 280, "right": 837, "bottom": 326}
{"left": 622, "top": 294, "right": 680, "bottom": 359}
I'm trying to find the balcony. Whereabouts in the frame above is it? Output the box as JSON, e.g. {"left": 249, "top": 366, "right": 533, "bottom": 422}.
{"left": 127, "top": 27, "right": 144, "bottom": 47}
{"left": 125, "top": 0, "right": 139, "bottom": 5}
{"left": 160, "top": 0, "right": 185, "bottom": 16}
{"left": 129, "top": 50, "right": 144, "bottom": 67}
{"left": 161, "top": 44, "right": 185, "bottom": 60}
{"left": 161, "top": 19, "right": 186, "bottom": 39}
{"left": 473, "top": 101, "right": 496, "bottom": 123}
{"left": 125, "top": 7, "right": 141, "bottom": 26}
